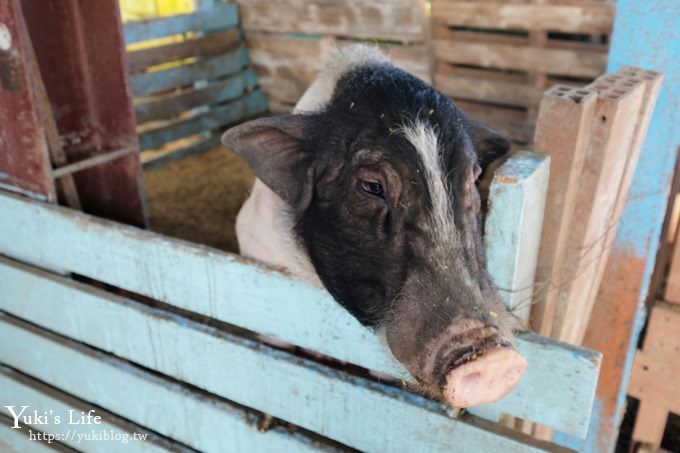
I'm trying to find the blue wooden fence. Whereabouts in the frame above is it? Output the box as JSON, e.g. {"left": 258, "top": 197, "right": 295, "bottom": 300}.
{"left": 0, "top": 149, "right": 601, "bottom": 451}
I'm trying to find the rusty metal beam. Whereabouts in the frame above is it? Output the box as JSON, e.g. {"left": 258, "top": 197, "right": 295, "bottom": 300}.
{"left": 21, "top": 0, "right": 147, "bottom": 227}
{"left": 0, "top": 0, "right": 55, "bottom": 201}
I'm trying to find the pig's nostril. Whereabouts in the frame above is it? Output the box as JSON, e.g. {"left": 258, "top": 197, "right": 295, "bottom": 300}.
{"left": 461, "top": 371, "right": 482, "bottom": 387}
{"left": 441, "top": 347, "right": 527, "bottom": 408}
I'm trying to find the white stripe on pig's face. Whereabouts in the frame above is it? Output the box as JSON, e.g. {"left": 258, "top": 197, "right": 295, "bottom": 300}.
{"left": 223, "top": 46, "right": 525, "bottom": 408}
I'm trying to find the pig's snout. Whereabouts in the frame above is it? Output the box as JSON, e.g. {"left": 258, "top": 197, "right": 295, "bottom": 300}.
{"left": 388, "top": 316, "right": 526, "bottom": 408}
{"left": 426, "top": 319, "right": 526, "bottom": 408}
{"left": 442, "top": 346, "right": 526, "bottom": 408}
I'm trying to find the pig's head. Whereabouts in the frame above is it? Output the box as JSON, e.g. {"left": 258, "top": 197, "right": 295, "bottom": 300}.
{"left": 223, "top": 46, "right": 526, "bottom": 408}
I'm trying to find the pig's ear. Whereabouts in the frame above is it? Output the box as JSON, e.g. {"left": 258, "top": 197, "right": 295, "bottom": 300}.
{"left": 468, "top": 122, "right": 511, "bottom": 170}
{"left": 222, "top": 114, "right": 315, "bottom": 210}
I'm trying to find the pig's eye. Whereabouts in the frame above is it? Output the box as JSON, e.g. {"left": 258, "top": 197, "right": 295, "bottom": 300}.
{"left": 359, "top": 179, "right": 384, "bottom": 198}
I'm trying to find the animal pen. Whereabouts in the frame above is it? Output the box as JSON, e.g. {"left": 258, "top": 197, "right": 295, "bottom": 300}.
{"left": 0, "top": 1, "right": 678, "bottom": 452}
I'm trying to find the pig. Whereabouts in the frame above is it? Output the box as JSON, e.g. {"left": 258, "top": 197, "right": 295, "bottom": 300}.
{"left": 222, "top": 45, "right": 526, "bottom": 408}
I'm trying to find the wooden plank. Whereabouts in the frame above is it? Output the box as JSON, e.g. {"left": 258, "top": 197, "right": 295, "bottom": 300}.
{"left": 484, "top": 151, "right": 550, "bottom": 325}
{"left": 238, "top": 0, "right": 425, "bottom": 42}
{"left": 128, "top": 30, "right": 240, "bottom": 73}
{"left": 453, "top": 100, "right": 533, "bottom": 144}
{"left": 628, "top": 302, "right": 680, "bottom": 448}
{"left": 0, "top": 193, "right": 602, "bottom": 438}
{"left": 551, "top": 75, "right": 646, "bottom": 344}
{"left": 666, "top": 229, "right": 680, "bottom": 304}
{"left": 530, "top": 85, "right": 597, "bottom": 337}
{"left": 134, "top": 69, "right": 258, "bottom": 124}
{"left": 433, "top": 39, "right": 607, "bottom": 78}
{"left": 123, "top": 3, "right": 238, "bottom": 44}
{"left": 580, "top": 68, "right": 663, "bottom": 323}
{"left": 0, "top": 416, "right": 59, "bottom": 453}
{"left": 434, "top": 73, "right": 544, "bottom": 108}
{"left": 431, "top": 1, "right": 614, "bottom": 34}
{"left": 0, "top": 367, "right": 179, "bottom": 453}
{"left": 139, "top": 90, "right": 268, "bottom": 150}
{"left": 0, "top": 271, "right": 567, "bottom": 453}
{"left": 0, "top": 318, "right": 327, "bottom": 453}
{"left": 131, "top": 47, "right": 249, "bottom": 97}
{"left": 141, "top": 135, "right": 221, "bottom": 170}
{"left": 246, "top": 32, "right": 431, "bottom": 106}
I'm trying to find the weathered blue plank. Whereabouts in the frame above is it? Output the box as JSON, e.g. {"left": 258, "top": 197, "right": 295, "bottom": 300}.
{"left": 559, "top": 1, "right": 680, "bottom": 451}
{"left": 0, "top": 192, "right": 600, "bottom": 437}
{"left": 131, "top": 47, "right": 249, "bottom": 97}
{"left": 0, "top": 418, "right": 55, "bottom": 453}
{"left": 139, "top": 90, "right": 267, "bottom": 150}
{"left": 134, "top": 68, "right": 259, "bottom": 123}
{"left": 0, "top": 263, "right": 566, "bottom": 453}
{"left": 123, "top": 3, "right": 239, "bottom": 45}
{"left": 0, "top": 367, "right": 175, "bottom": 453}
{"left": 485, "top": 151, "right": 550, "bottom": 325}
{"left": 0, "top": 319, "right": 326, "bottom": 453}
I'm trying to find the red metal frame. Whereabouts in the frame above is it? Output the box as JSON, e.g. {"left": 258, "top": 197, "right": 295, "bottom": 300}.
{"left": 1, "top": 0, "right": 147, "bottom": 227}
{"left": 0, "top": 0, "right": 55, "bottom": 201}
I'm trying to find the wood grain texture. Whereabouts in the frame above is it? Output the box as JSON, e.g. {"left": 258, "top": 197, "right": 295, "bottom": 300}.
{"left": 485, "top": 151, "right": 550, "bottom": 325}
{"left": 0, "top": 317, "right": 326, "bottom": 453}
{"left": 435, "top": 73, "right": 544, "bottom": 108}
{"left": 580, "top": 68, "right": 663, "bottom": 321}
{"left": 131, "top": 47, "right": 249, "bottom": 97}
{"left": 552, "top": 74, "right": 646, "bottom": 344}
{"left": 139, "top": 90, "right": 267, "bottom": 150}
{"left": 530, "top": 85, "right": 597, "bottom": 337}
{"left": 245, "top": 32, "right": 431, "bottom": 108}
{"left": 628, "top": 302, "right": 680, "bottom": 448}
{"left": 124, "top": 3, "right": 238, "bottom": 44}
{"left": 433, "top": 39, "right": 607, "bottom": 79}
{"left": 666, "top": 235, "right": 680, "bottom": 304}
{"left": 238, "top": 0, "right": 424, "bottom": 42}
{"left": 0, "top": 367, "right": 176, "bottom": 453}
{"left": 431, "top": 1, "right": 614, "bottom": 34}
{"left": 0, "top": 264, "right": 567, "bottom": 452}
{"left": 0, "top": 417, "right": 55, "bottom": 453}
{"left": 0, "top": 190, "right": 601, "bottom": 438}
{"left": 134, "top": 69, "right": 258, "bottom": 124}
{"left": 127, "top": 29, "right": 240, "bottom": 73}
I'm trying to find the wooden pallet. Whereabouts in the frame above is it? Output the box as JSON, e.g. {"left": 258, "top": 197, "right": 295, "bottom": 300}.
{"left": 430, "top": 0, "right": 614, "bottom": 145}
{"left": 123, "top": 3, "right": 268, "bottom": 167}
{"left": 236, "top": 0, "right": 430, "bottom": 113}
{"left": 628, "top": 302, "right": 680, "bottom": 449}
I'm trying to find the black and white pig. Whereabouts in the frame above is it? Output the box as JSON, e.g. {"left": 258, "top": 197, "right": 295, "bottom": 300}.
{"left": 222, "top": 45, "right": 526, "bottom": 408}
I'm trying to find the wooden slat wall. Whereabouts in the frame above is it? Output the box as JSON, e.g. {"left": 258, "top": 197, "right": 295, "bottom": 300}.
{"left": 431, "top": 0, "right": 614, "bottom": 144}
{"left": 123, "top": 2, "right": 268, "bottom": 165}
{"left": 235, "top": 0, "right": 430, "bottom": 113}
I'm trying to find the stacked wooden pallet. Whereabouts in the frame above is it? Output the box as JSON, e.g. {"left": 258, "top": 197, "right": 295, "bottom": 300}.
{"left": 628, "top": 205, "right": 680, "bottom": 449}
{"left": 430, "top": 0, "right": 614, "bottom": 144}
{"left": 124, "top": 3, "right": 268, "bottom": 167}
{"left": 235, "top": 0, "right": 430, "bottom": 113}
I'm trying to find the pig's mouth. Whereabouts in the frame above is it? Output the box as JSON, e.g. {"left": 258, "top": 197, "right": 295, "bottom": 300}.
{"left": 434, "top": 336, "right": 513, "bottom": 389}
{"left": 419, "top": 322, "right": 527, "bottom": 408}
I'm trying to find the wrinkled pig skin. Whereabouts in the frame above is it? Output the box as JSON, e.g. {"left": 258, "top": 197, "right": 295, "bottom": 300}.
{"left": 223, "top": 45, "right": 526, "bottom": 408}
